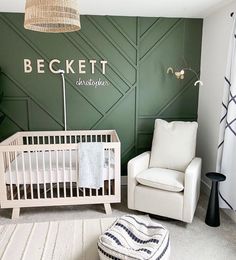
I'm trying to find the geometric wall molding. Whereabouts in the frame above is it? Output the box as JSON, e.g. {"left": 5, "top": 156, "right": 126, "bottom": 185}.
{"left": 0, "top": 14, "right": 202, "bottom": 174}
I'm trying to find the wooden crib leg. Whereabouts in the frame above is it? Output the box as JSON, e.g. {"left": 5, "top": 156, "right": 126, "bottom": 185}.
{"left": 12, "top": 208, "right": 20, "bottom": 219}
{"left": 104, "top": 203, "right": 112, "bottom": 215}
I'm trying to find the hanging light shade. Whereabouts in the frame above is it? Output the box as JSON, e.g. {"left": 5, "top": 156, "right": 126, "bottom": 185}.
{"left": 24, "top": 0, "right": 81, "bottom": 33}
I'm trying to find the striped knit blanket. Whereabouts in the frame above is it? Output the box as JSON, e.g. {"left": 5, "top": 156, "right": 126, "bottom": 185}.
{"left": 97, "top": 215, "right": 170, "bottom": 260}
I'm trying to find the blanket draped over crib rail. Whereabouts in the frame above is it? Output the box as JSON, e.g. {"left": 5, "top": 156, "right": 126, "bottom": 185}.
{"left": 79, "top": 142, "right": 104, "bottom": 189}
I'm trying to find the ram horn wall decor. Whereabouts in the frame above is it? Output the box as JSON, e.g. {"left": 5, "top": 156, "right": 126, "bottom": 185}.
{"left": 166, "top": 67, "right": 203, "bottom": 86}
{"left": 167, "top": 66, "right": 203, "bottom": 86}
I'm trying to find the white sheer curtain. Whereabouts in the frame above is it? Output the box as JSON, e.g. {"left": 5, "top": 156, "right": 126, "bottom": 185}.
{"left": 216, "top": 14, "right": 236, "bottom": 210}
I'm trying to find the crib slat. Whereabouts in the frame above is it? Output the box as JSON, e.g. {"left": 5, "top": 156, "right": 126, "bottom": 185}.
{"left": 102, "top": 148, "right": 104, "bottom": 197}
{"left": 21, "top": 151, "right": 27, "bottom": 200}
{"left": 9, "top": 150, "right": 12, "bottom": 163}
{"left": 96, "top": 135, "right": 98, "bottom": 197}
{"left": 76, "top": 148, "right": 79, "bottom": 197}
{"left": 69, "top": 149, "right": 72, "bottom": 198}
{"left": 114, "top": 146, "right": 120, "bottom": 198}
{"left": 94, "top": 135, "right": 99, "bottom": 196}
{"left": 14, "top": 151, "right": 20, "bottom": 200}
{"left": 28, "top": 151, "right": 34, "bottom": 199}
{"left": 42, "top": 151, "right": 46, "bottom": 199}
{"left": 77, "top": 139, "right": 84, "bottom": 197}
{"left": 63, "top": 150, "right": 66, "bottom": 198}
{"left": 73, "top": 137, "right": 77, "bottom": 197}
{"left": 56, "top": 150, "right": 60, "bottom": 198}
{"left": 7, "top": 152, "right": 13, "bottom": 200}
{"left": 49, "top": 150, "right": 53, "bottom": 199}
{"left": 35, "top": 151, "right": 40, "bottom": 199}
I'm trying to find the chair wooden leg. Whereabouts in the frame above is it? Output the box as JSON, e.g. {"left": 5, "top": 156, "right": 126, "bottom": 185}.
{"left": 12, "top": 208, "right": 20, "bottom": 219}
{"left": 104, "top": 203, "right": 112, "bottom": 215}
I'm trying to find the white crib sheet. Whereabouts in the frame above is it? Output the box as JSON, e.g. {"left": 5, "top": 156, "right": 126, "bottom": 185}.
{"left": 5, "top": 150, "right": 115, "bottom": 185}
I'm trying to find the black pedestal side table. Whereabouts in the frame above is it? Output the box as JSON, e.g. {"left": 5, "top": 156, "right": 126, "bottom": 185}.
{"left": 205, "top": 172, "right": 226, "bottom": 227}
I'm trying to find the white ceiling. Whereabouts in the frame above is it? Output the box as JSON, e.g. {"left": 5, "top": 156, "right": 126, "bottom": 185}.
{"left": 0, "top": 0, "right": 234, "bottom": 18}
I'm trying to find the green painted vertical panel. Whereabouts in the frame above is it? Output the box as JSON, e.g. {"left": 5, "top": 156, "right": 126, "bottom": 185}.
{"left": 138, "top": 17, "right": 202, "bottom": 154}
{"left": 139, "top": 19, "right": 185, "bottom": 116}
{"left": 0, "top": 13, "right": 202, "bottom": 174}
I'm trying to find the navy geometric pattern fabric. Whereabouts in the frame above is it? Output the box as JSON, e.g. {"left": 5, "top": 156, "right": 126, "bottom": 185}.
{"left": 97, "top": 215, "right": 170, "bottom": 260}
{"left": 115, "top": 223, "right": 160, "bottom": 245}
{"left": 216, "top": 17, "right": 236, "bottom": 211}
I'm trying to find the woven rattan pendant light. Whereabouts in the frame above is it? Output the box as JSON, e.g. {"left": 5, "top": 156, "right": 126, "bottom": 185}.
{"left": 24, "top": 0, "right": 81, "bottom": 33}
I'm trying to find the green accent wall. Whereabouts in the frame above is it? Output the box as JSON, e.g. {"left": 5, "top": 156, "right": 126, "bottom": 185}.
{"left": 0, "top": 14, "right": 202, "bottom": 174}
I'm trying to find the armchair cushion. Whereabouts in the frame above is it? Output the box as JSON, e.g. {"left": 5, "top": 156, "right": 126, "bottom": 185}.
{"left": 136, "top": 168, "right": 184, "bottom": 192}
{"left": 149, "top": 119, "right": 198, "bottom": 172}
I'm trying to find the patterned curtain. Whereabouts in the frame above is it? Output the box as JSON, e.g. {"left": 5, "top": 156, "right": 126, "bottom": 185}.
{"left": 216, "top": 15, "right": 236, "bottom": 210}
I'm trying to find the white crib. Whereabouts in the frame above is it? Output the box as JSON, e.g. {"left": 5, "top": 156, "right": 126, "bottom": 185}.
{"left": 0, "top": 130, "right": 121, "bottom": 219}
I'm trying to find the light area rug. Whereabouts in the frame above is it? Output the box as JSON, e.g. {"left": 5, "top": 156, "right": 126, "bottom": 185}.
{"left": 1, "top": 187, "right": 236, "bottom": 260}
{"left": 0, "top": 217, "right": 116, "bottom": 260}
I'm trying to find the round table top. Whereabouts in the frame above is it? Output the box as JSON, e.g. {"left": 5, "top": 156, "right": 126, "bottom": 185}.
{"left": 206, "top": 172, "right": 226, "bottom": 182}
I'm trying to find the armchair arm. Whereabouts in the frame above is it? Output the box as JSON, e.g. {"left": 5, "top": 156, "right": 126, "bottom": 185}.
{"left": 127, "top": 151, "right": 151, "bottom": 209}
{"left": 183, "top": 157, "right": 202, "bottom": 223}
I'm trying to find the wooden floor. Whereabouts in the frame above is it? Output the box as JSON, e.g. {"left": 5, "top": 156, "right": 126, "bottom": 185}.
{"left": 0, "top": 217, "right": 116, "bottom": 260}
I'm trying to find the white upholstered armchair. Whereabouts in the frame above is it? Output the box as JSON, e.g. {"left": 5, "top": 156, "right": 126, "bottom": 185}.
{"left": 128, "top": 119, "right": 202, "bottom": 223}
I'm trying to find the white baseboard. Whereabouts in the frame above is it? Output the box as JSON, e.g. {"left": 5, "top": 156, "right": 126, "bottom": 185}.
{"left": 200, "top": 179, "right": 236, "bottom": 223}
{"left": 223, "top": 209, "right": 236, "bottom": 223}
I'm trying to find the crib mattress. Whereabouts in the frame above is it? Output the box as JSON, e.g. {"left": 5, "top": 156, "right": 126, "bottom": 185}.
{"left": 5, "top": 150, "right": 115, "bottom": 185}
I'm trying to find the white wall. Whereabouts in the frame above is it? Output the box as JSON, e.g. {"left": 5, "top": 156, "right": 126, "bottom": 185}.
{"left": 0, "top": 0, "right": 234, "bottom": 18}
{"left": 198, "top": 1, "right": 236, "bottom": 188}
